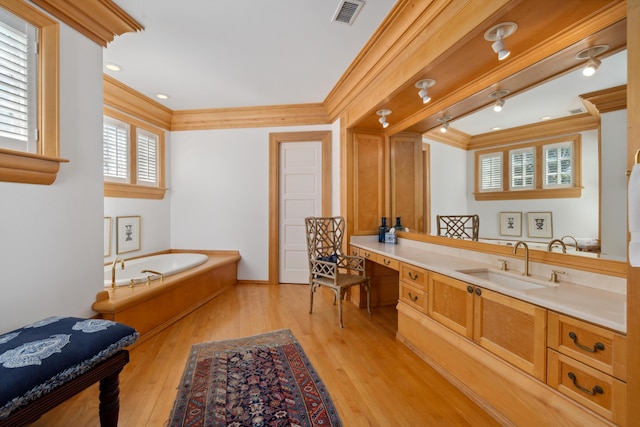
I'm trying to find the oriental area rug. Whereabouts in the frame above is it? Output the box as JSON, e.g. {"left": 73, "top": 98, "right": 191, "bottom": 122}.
{"left": 168, "top": 329, "right": 343, "bottom": 427}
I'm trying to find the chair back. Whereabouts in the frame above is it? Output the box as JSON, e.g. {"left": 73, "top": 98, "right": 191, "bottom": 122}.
{"left": 304, "top": 217, "right": 345, "bottom": 263}
{"left": 436, "top": 214, "right": 480, "bottom": 240}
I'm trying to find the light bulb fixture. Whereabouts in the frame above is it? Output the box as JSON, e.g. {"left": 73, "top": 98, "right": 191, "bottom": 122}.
{"left": 488, "top": 89, "right": 510, "bottom": 112}
{"left": 414, "top": 79, "right": 436, "bottom": 104}
{"left": 484, "top": 22, "right": 517, "bottom": 61}
{"left": 104, "top": 63, "right": 122, "bottom": 71}
{"left": 376, "top": 109, "right": 392, "bottom": 129}
{"left": 575, "top": 45, "right": 608, "bottom": 77}
{"left": 437, "top": 116, "right": 451, "bottom": 133}
{"left": 156, "top": 93, "right": 169, "bottom": 100}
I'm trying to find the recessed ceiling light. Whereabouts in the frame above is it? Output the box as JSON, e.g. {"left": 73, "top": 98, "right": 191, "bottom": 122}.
{"left": 541, "top": 116, "right": 552, "bottom": 121}
{"left": 492, "top": 126, "right": 502, "bottom": 131}
{"left": 104, "top": 63, "right": 122, "bottom": 71}
{"left": 156, "top": 94, "right": 169, "bottom": 100}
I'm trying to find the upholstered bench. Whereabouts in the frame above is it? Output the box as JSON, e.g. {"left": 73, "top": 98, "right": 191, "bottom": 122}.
{"left": 0, "top": 317, "right": 138, "bottom": 426}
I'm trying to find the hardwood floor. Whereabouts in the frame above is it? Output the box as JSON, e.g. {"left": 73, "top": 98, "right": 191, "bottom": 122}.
{"left": 31, "top": 284, "right": 501, "bottom": 426}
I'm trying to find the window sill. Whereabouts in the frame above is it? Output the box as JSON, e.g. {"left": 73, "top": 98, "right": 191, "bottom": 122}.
{"left": 474, "top": 187, "right": 582, "bottom": 201}
{"left": 0, "top": 149, "right": 68, "bottom": 185}
{"left": 104, "top": 182, "right": 167, "bottom": 199}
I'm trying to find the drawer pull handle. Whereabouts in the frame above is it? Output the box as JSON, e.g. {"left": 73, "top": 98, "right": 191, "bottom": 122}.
{"left": 568, "top": 332, "right": 605, "bottom": 353}
{"left": 408, "top": 292, "right": 419, "bottom": 302}
{"left": 384, "top": 258, "right": 391, "bottom": 265}
{"left": 364, "top": 252, "right": 371, "bottom": 258}
{"left": 467, "top": 285, "right": 474, "bottom": 294}
{"left": 567, "top": 372, "right": 604, "bottom": 396}
{"left": 408, "top": 272, "right": 418, "bottom": 280}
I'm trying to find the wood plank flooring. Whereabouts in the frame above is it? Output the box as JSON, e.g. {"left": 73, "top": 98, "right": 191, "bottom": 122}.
{"left": 30, "top": 284, "right": 501, "bottom": 426}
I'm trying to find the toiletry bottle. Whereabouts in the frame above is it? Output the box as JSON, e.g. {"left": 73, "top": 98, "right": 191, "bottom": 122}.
{"left": 395, "top": 217, "right": 403, "bottom": 232}
{"left": 379, "top": 217, "right": 389, "bottom": 242}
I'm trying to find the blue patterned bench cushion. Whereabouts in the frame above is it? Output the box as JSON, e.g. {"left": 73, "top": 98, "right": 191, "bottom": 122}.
{"left": 0, "top": 316, "right": 138, "bottom": 420}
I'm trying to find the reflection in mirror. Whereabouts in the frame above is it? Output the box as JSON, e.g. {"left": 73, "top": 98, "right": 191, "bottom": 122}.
{"left": 418, "top": 50, "right": 627, "bottom": 261}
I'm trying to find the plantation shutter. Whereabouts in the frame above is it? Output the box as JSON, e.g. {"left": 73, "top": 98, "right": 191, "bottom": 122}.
{"left": 479, "top": 152, "right": 502, "bottom": 192}
{"left": 0, "top": 11, "right": 37, "bottom": 152}
{"left": 103, "top": 117, "right": 129, "bottom": 181}
{"left": 137, "top": 129, "right": 158, "bottom": 185}
{"left": 544, "top": 141, "right": 572, "bottom": 188}
{"left": 510, "top": 147, "right": 535, "bottom": 190}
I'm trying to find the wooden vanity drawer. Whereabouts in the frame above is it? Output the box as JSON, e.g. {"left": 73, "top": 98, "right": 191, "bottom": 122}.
{"left": 547, "top": 349, "right": 626, "bottom": 425}
{"left": 378, "top": 255, "right": 399, "bottom": 270}
{"left": 400, "top": 282, "right": 427, "bottom": 313}
{"left": 360, "top": 249, "right": 377, "bottom": 262}
{"left": 350, "top": 246, "right": 360, "bottom": 257}
{"left": 399, "top": 263, "right": 427, "bottom": 289}
{"left": 548, "top": 312, "right": 626, "bottom": 381}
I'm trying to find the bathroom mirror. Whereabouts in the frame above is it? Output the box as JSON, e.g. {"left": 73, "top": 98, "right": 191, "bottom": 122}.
{"left": 393, "top": 48, "right": 627, "bottom": 262}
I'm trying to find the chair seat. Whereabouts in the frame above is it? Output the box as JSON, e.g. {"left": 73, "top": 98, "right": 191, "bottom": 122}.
{"left": 313, "top": 273, "right": 368, "bottom": 288}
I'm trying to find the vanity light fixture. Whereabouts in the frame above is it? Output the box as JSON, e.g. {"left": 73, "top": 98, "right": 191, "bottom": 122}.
{"left": 484, "top": 22, "right": 517, "bottom": 61}
{"left": 376, "top": 109, "right": 392, "bottom": 129}
{"left": 575, "top": 45, "right": 609, "bottom": 77}
{"left": 437, "top": 116, "right": 451, "bottom": 133}
{"left": 489, "top": 89, "right": 510, "bottom": 112}
{"left": 414, "top": 79, "right": 436, "bottom": 104}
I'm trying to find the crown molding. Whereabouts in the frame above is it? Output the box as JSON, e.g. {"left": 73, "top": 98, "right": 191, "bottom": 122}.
{"left": 580, "top": 84, "right": 627, "bottom": 116}
{"left": 30, "top": 0, "right": 143, "bottom": 46}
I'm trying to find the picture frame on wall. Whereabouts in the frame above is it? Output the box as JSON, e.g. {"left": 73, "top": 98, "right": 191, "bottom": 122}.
{"left": 499, "top": 212, "right": 522, "bottom": 237}
{"left": 104, "top": 217, "right": 112, "bottom": 257}
{"left": 117, "top": 216, "right": 141, "bottom": 254}
{"left": 527, "top": 212, "right": 553, "bottom": 238}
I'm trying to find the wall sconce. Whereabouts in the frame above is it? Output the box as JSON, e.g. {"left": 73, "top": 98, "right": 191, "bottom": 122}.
{"left": 376, "top": 109, "right": 392, "bottom": 128}
{"left": 437, "top": 116, "right": 451, "bottom": 133}
{"left": 484, "top": 22, "right": 517, "bottom": 61}
{"left": 414, "top": 79, "right": 436, "bottom": 104}
{"left": 489, "top": 89, "right": 510, "bottom": 112}
{"left": 575, "top": 45, "right": 608, "bottom": 77}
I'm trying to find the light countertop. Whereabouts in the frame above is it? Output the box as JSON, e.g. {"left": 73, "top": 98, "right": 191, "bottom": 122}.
{"left": 351, "top": 237, "right": 626, "bottom": 333}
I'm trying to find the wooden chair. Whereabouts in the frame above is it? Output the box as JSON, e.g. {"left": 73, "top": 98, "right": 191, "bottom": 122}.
{"left": 436, "top": 214, "right": 480, "bottom": 240}
{"left": 304, "top": 217, "right": 371, "bottom": 328}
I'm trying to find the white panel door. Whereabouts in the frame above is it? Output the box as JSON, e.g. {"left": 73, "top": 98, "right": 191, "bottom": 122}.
{"left": 279, "top": 141, "right": 322, "bottom": 284}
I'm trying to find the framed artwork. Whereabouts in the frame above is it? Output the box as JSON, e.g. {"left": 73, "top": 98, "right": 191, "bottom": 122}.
{"left": 117, "top": 216, "right": 141, "bottom": 254}
{"left": 499, "top": 212, "right": 522, "bottom": 237}
{"left": 527, "top": 212, "right": 553, "bottom": 238}
{"left": 104, "top": 217, "right": 112, "bottom": 257}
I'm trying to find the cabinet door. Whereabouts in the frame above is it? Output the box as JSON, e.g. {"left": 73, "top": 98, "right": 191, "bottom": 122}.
{"left": 473, "top": 287, "right": 547, "bottom": 381}
{"left": 428, "top": 273, "right": 474, "bottom": 338}
{"left": 352, "top": 132, "right": 385, "bottom": 235}
{"left": 390, "top": 133, "right": 424, "bottom": 233}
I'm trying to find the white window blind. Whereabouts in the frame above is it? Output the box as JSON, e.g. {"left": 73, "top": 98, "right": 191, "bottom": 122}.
{"left": 544, "top": 141, "right": 572, "bottom": 188}
{"left": 479, "top": 152, "right": 502, "bottom": 192}
{"left": 0, "top": 9, "right": 37, "bottom": 152}
{"left": 103, "top": 117, "right": 129, "bottom": 181}
{"left": 137, "top": 129, "right": 158, "bottom": 185}
{"left": 510, "top": 147, "right": 535, "bottom": 190}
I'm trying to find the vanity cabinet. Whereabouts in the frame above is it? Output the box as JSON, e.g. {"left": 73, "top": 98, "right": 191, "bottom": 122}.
{"left": 348, "top": 245, "right": 399, "bottom": 308}
{"left": 399, "top": 263, "right": 428, "bottom": 313}
{"left": 547, "top": 312, "right": 627, "bottom": 425}
{"left": 428, "top": 272, "right": 547, "bottom": 380}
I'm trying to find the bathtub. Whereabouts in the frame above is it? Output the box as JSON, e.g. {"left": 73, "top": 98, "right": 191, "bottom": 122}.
{"left": 105, "top": 253, "right": 208, "bottom": 287}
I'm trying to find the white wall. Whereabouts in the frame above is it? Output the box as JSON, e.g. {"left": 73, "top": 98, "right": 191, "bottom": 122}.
{"left": 0, "top": 24, "right": 104, "bottom": 333}
{"left": 169, "top": 124, "right": 333, "bottom": 281}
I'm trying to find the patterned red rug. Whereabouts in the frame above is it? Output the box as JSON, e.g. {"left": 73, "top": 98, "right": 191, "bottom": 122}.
{"left": 168, "top": 329, "right": 343, "bottom": 426}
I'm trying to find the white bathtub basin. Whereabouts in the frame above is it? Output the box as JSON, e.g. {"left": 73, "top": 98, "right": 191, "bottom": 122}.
{"left": 455, "top": 268, "right": 556, "bottom": 291}
{"left": 105, "top": 253, "right": 208, "bottom": 287}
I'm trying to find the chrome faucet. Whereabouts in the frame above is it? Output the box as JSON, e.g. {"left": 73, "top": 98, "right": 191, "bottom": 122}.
{"left": 111, "top": 258, "right": 124, "bottom": 290}
{"left": 513, "top": 241, "right": 530, "bottom": 276}
{"left": 561, "top": 235, "right": 579, "bottom": 251}
{"left": 547, "top": 239, "right": 567, "bottom": 253}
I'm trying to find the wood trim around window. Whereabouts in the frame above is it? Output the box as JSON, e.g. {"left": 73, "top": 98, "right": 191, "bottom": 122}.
{"left": 474, "top": 134, "right": 582, "bottom": 200}
{"left": 103, "top": 107, "right": 167, "bottom": 199}
{"left": 0, "top": 1, "right": 66, "bottom": 185}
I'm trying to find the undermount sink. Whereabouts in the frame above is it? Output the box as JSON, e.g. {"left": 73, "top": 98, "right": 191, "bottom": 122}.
{"left": 455, "top": 268, "right": 556, "bottom": 291}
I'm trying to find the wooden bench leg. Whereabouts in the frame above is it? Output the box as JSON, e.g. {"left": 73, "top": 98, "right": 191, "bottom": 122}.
{"left": 99, "top": 367, "right": 124, "bottom": 427}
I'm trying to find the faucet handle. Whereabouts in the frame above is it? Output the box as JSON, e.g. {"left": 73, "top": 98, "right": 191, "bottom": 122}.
{"left": 497, "top": 259, "right": 508, "bottom": 271}
{"left": 550, "top": 270, "right": 565, "bottom": 283}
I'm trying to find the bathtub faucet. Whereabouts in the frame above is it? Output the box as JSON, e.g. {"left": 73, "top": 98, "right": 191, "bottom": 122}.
{"left": 111, "top": 258, "right": 124, "bottom": 290}
{"left": 141, "top": 269, "right": 164, "bottom": 284}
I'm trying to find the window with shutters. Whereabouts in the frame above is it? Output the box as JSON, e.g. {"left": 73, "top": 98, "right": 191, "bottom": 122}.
{"left": 474, "top": 134, "right": 581, "bottom": 200}
{"left": 0, "top": 3, "right": 60, "bottom": 185}
{"left": 103, "top": 108, "right": 165, "bottom": 199}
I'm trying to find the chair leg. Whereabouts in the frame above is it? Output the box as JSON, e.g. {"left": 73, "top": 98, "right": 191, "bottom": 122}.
{"left": 366, "top": 282, "right": 372, "bottom": 315}
{"left": 309, "top": 285, "right": 314, "bottom": 314}
{"left": 337, "top": 292, "right": 344, "bottom": 328}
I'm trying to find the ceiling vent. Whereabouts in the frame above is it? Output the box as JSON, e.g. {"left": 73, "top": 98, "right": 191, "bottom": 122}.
{"left": 569, "top": 107, "right": 586, "bottom": 115}
{"left": 332, "top": 0, "right": 365, "bottom": 25}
